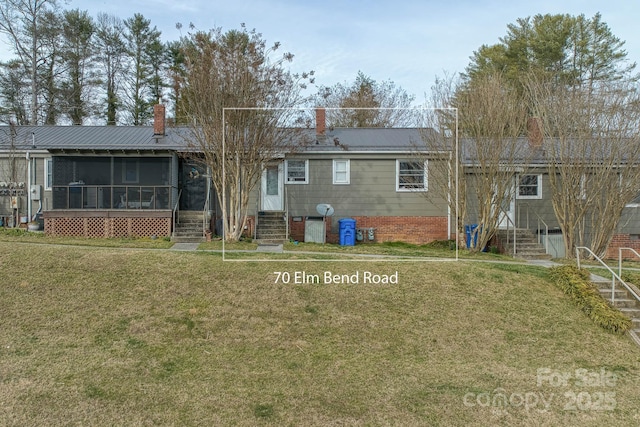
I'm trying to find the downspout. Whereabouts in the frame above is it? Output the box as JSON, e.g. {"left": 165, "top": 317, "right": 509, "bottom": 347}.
{"left": 26, "top": 151, "right": 32, "bottom": 222}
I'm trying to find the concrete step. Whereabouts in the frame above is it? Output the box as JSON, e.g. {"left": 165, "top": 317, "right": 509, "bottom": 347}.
{"left": 497, "top": 228, "right": 550, "bottom": 259}
{"left": 174, "top": 228, "right": 204, "bottom": 234}
{"left": 172, "top": 236, "right": 204, "bottom": 243}
{"left": 619, "top": 307, "right": 640, "bottom": 318}
{"left": 598, "top": 288, "right": 631, "bottom": 300}
{"left": 255, "top": 239, "right": 286, "bottom": 245}
{"left": 256, "top": 233, "right": 287, "bottom": 240}
{"left": 175, "top": 230, "right": 203, "bottom": 236}
{"left": 610, "top": 298, "right": 639, "bottom": 309}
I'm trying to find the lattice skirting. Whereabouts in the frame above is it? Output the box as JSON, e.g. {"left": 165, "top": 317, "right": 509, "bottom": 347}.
{"left": 45, "top": 216, "right": 171, "bottom": 238}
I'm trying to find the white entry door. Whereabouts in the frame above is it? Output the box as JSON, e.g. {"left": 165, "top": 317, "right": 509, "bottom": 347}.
{"left": 261, "top": 163, "right": 284, "bottom": 211}
{"left": 498, "top": 184, "right": 516, "bottom": 229}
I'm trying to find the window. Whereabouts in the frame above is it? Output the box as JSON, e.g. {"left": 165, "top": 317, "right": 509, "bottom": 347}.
{"left": 122, "top": 158, "right": 139, "bottom": 184}
{"left": 396, "top": 159, "right": 427, "bottom": 191}
{"left": 516, "top": 174, "right": 542, "bottom": 199}
{"left": 285, "top": 159, "right": 308, "bottom": 184}
{"left": 333, "top": 159, "right": 350, "bottom": 184}
{"left": 44, "top": 158, "right": 52, "bottom": 190}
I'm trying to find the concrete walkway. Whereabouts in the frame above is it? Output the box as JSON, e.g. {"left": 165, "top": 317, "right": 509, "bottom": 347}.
{"left": 170, "top": 243, "right": 200, "bottom": 251}
{"left": 256, "top": 243, "right": 284, "bottom": 253}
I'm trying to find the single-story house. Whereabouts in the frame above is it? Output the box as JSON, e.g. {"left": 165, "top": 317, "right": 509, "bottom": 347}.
{"left": 0, "top": 105, "right": 214, "bottom": 239}
{"left": 245, "top": 109, "right": 451, "bottom": 244}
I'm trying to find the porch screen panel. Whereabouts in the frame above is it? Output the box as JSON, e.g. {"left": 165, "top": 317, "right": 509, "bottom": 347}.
{"left": 179, "top": 160, "right": 206, "bottom": 211}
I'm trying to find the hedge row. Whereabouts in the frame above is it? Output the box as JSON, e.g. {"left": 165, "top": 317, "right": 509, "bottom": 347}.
{"left": 548, "top": 265, "right": 632, "bottom": 334}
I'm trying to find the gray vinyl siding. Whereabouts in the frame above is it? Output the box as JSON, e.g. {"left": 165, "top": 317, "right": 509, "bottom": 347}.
{"left": 286, "top": 157, "right": 447, "bottom": 219}
{"left": 463, "top": 170, "right": 561, "bottom": 231}
{"left": 617, "top": 206, "right": 640, "bottom": 234}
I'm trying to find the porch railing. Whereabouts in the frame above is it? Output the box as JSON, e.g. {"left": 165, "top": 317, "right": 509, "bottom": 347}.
{"left": 52, "top": 185, "right": 172, "bottom": 210}
{"left": 172, "top": 189, "right": 182, "bottom": 238}
{"left": 500, "top": 205, "right": 517, "bottom": 257}
{"left": 203, "top": 184, "right": 210, "bottom": 238}
{"left": 284, "top": 185, "right": 289, "bottom": 241}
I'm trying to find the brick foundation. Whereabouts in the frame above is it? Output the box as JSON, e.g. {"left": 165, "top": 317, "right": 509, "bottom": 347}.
{"left": 605, "top": 234, "right": 640, "bottom": 260}
{"left": 289, "top": 215, "right": 448, "bottom": 245}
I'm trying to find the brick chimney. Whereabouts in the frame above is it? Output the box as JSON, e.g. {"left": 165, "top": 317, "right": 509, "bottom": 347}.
{"left": 316, "top": 108, "right": 326, "bottom": 136}
{"left": 527, "top": 117, "right": 543, "bottom": 147}
{"left": 153, "top": 104, "right": 166, "bottom": 136}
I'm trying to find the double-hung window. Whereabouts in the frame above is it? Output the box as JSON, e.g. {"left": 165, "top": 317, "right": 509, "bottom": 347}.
{"left": 516, "top": 174, "right": 542, "bottom": 199}
{"left": 285, "top": 159, "right": 308, "bottom": 184}
{"left": 396, "top": 159, "right": 427, "bottom": 192}
{"left": 333, "top": 159, "right": 350, "bottom": 184}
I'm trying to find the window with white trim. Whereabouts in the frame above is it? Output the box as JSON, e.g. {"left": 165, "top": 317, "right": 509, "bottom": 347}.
{"left": 516, "top": 174, "right": 542, "bottom": 199}
{"left": 285, "top": 159, "right": 308, "bottom": 184}
{"left": 44, "top": 158, "right": 53, "bottom": 190}
{"left": 396, "top": 159, "right": 427, "bottom": 192}
{"left": 333, "top": 159, "right": 350, "bottom": 184}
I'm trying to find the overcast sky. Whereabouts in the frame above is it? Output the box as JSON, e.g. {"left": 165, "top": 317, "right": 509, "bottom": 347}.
{"left": 5, "top": 1, "right": 640, "bottom": 104}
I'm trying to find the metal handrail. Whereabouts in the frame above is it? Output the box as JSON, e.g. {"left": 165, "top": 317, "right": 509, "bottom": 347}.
{"left": 203, "top": 182, "right": 210, "bottom": 238}
{"left": 619, "top": 247, "right": 640, "bottom": 278}
{"left": 172, "top": 189, "right": 182, "bottom": 237}
{"left": 254, "top": 184, "right": 260, "bottom": 240}
{"left": 520, "top": 203, "right": 549, "bottom": 253}
{"left": 576, "top": 246, "right": 640, "bottom": 305}
{"left": 284, "top": 185, "right": 289, "bottom": 241}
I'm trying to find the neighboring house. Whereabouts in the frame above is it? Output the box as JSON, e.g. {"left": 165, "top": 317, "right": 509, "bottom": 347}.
{"left": 0, "top": 105, "right": 215, "bottom": 239}
{"left": 459, "top": 128, "right": 640, "bottom": 259}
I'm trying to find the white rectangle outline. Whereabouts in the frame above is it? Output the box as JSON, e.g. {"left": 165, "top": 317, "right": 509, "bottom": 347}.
{"left": 222, "top": 107, "right": 459, "bottom": 262}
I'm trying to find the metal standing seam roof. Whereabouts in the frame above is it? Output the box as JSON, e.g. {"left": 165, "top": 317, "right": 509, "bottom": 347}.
{"left": 302, "top": 127, "right": 439, "bottom": 152}
{"left": 0, "top": 125, "right": 191, "bottom": 151}
{"left": 0, "top": 125, "right": 440, "bottom": 153}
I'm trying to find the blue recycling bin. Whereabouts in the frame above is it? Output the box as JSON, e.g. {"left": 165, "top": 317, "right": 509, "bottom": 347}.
{"left": 338, "top": 218, "right": 356, "bottom": 246}
{"left": 465, "top": 224, "right": 479, "bottom": 249}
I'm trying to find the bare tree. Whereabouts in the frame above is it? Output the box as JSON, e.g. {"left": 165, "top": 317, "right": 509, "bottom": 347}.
{"left": 526, "top": 76, "right": 640, "bottom": 257}
{"left": 419, "top": 74, "right": 465, "bottom": 244}
{"left": 423, "top": 72, "right": 529, "bottom": 251}
{"left": 313, "top": 71, "right": 416, "bottom": 127}
{"left": 179, "top": 25, "right": 313, "bottom": 241}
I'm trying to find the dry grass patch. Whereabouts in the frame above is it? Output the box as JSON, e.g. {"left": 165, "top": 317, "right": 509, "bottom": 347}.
{"left": 0, "top": 229, "right": 173, "bottom": 249}
{"left": 1, "top": 243, "right": 639, "bottom": 425}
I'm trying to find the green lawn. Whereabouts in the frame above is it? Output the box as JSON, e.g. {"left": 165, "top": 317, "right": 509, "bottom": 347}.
{"left": 1, "top": 242, "right": 639, "bottom": 425}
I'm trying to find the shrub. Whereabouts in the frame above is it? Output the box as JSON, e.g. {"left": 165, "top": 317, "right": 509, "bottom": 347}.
{"left": 548, "top": 265, "right": 632, "bottom": 334}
